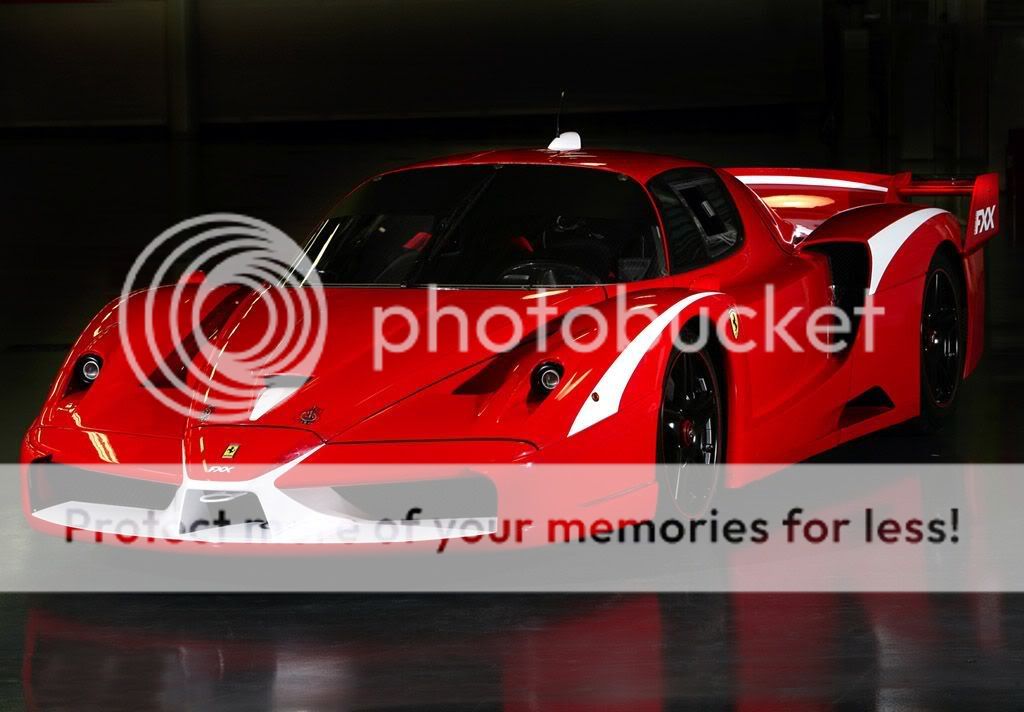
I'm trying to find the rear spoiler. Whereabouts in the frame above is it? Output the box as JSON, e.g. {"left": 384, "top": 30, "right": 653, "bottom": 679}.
{"left": 888, "top": 172, "right": 1000, "bottom": 254}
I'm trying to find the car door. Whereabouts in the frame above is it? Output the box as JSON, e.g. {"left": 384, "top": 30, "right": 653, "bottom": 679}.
{"left": 648, "top": 168, "right": 848, "bottom": 462}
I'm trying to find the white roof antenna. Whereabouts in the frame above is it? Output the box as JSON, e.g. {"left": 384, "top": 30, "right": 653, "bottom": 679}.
{"left": 547, "top": 90, "right": 581, "bottom": 151}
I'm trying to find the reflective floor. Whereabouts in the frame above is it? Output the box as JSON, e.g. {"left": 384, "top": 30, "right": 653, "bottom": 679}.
{"left": 3, "top": 123, "right": 1024, "bottom": 709}
{"left": 9, "top": 593, "right": 1024, "bottom": 710}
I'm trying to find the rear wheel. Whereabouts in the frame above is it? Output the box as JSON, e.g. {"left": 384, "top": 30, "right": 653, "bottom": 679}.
{"left": 658, "top": 335, "right": 724, "bottom": 518}
{"left": 917, "top": 251, "right": 965, "bottom": 432}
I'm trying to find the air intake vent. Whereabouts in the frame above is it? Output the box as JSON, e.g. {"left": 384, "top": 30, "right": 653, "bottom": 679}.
{"left": 839, "top": 387, "right": 895, "bottom": 428}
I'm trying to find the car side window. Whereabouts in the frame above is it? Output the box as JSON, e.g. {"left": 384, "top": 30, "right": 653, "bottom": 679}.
{"left": 648, "top": 169, "right": 743, "bottom": 274}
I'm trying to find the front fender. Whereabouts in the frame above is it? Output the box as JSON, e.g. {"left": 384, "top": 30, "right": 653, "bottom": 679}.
{"left": 335, "top": 288, "right": 742, "bottom": 462}
{"left": 34, "top": 283, "right": 247, "bottom": 438}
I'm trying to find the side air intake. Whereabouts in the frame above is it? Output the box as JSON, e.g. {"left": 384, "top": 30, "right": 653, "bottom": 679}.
{"left": 839, "top": 387, "right": 895, "bottom": 428}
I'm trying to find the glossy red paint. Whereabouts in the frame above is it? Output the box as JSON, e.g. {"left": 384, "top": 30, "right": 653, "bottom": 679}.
{"left": 20, "top": 149, "right": 999, "bottom": 547}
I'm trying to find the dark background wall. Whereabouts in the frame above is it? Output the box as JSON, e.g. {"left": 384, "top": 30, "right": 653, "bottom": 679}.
{"left": 1, "top": 0, "right": 1020, "bottom": 177}
{"left": 1, "top": 0, "right": 1022, "bottom": 362}
{"left": 0, "top": 0, "right": 825, "bottom": 123}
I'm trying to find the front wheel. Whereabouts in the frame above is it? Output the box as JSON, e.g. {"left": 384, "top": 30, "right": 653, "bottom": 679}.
{"left": 657, "top": 336, "right": 724, "bottom": 518}
{"left": 916, "top": 250, "right": 966, "bottom": 432}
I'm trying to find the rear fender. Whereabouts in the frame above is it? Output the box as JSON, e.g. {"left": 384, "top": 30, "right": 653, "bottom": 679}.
{"left": 800, "top": 202, "right": 983, "bottom": 378}
{"left": 884, "top": 173, "right": 999, "bottom": 376}
{"left": 797, "top": 203, "right": 959, "bottom": 296}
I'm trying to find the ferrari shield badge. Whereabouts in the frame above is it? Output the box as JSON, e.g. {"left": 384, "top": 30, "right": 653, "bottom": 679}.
{"left": 222, "top": 444, "right": 240, "bottom": 459}
{"left": 728, "top": 308, "right": 740, "bottom": 339}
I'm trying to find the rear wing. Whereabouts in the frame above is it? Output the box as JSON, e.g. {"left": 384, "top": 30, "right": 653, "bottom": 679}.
{"left": 887, "top": 173, "right": 1000, "bottom": 254}
{"left": 727, "top": 167, "right": 1000, "bottom": 254}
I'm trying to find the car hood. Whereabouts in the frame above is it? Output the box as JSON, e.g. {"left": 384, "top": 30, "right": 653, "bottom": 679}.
{"left": 182, "top": 285, "right": 608, "bottom": 440}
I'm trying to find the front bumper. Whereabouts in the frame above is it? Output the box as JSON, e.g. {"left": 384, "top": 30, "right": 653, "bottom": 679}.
{"left": 22, "top": 426, "right": 659, "bottom": 548}
{"left": 26, "top": 454, "right": 503, "bottom": 546}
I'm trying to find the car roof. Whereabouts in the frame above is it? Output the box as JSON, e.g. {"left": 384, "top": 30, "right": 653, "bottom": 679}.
{"left": 399, "top": 148, "right": 709, "bottom": 183}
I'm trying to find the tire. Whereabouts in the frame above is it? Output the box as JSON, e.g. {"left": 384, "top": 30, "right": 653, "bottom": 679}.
{"left": 916, "top": 250, "right": 966, "bottom": 433}
{"left": 656, "top": 331, "right": 725, "bottom": 518}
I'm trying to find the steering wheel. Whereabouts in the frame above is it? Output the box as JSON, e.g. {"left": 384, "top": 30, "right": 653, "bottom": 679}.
{"left": 498, "top": 260, "right": 602, "bottom": 286}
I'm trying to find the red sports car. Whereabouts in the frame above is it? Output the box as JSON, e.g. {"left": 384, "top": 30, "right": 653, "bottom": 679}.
{"left": 21, "top": 138, "right": 999, "bottom": 547}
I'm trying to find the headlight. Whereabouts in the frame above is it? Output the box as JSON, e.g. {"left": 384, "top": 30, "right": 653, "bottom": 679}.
{"left": 75, "top": 354, "right": 102, "bottom": 386}
{"left": 531, "top": 361, "right": 563, "bottom": 396}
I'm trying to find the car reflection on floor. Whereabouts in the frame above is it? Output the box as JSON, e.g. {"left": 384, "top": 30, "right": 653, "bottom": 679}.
{"left": 21, "top": 590, "right": 1024, "bottom": 710}
{"left": 23, "top": 595, "right": 665, "bottom": 711}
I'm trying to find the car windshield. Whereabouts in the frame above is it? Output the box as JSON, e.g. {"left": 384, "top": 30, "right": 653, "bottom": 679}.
{"left": 295, "top": 164, "right": 665, "bottom": 287}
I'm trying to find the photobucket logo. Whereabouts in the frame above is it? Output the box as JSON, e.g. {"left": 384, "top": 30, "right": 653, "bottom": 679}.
{"left": 371, "top": 285, "right": 885, "bottom": 369}
{"left": 118, "top": 213, "right": 327, "bottom": 423}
